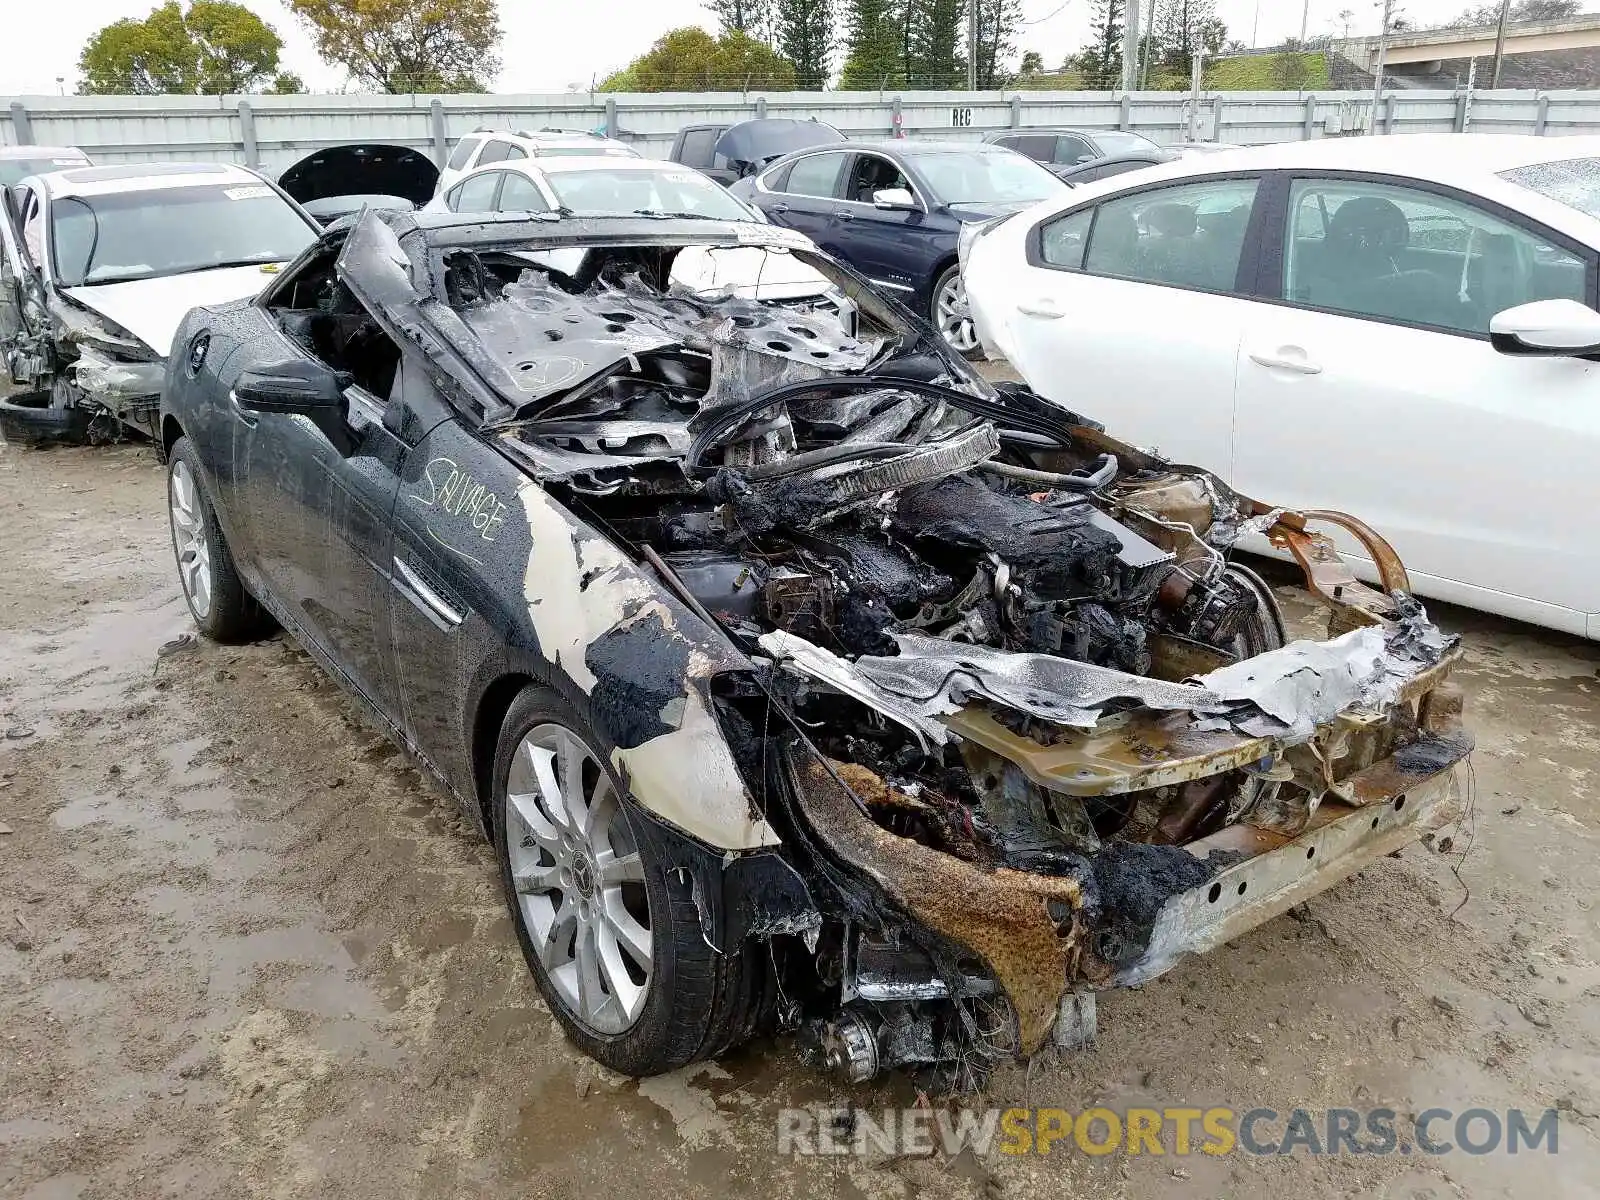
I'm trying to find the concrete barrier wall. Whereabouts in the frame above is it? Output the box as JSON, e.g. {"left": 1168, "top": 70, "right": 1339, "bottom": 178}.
{"left": 5, "top": 88, "right": 1598, "bottom": 175}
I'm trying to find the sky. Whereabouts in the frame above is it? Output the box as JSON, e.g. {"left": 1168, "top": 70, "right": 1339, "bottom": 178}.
{"left": 0, "top": 0, "right": 1514, "bottom": 97}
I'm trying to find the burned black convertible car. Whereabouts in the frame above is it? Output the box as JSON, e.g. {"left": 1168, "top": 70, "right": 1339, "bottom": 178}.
{"left": 159, "top": 208, "right": 1471, "bottom": 1086}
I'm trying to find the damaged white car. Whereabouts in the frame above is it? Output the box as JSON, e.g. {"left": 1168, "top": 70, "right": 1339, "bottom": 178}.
{"left": 161, "top": 209, "right": 1470, "bottom": 1088}
{"left": 0, "top": 161, "right": 319, "bottom": 444}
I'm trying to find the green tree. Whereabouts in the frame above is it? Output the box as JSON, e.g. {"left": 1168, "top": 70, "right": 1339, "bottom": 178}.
{"left": 1147, "top": 0, "right": 1222, "bottom": 86}
{"left": 774, "top": 0, "right": 833, "bottom": 88}
{"left": 78, "top": 0, "right": 285, "bottom": 95}
{"left": 973, "top": 0, "right": 1024, "bottom": 87}
{"left": 1448, "top": 0, "right": 1580, "bottom": 25}
{"left": 268, "top": 71, "right": 305, "bottom": 93}
{"left": 1017, "top": 49, "right": 1044, "bottom": 74}
{"left": 598, "top": 27, "right": 795, "bottom": 91}
{"left": 708, "top": 0, "right": 774, "bottom": 40}
{"left": 839, "top": 0, "right": 906, "bottom": 87}
{"left": 288, "top": 0, "right": 501, "bottom": 93}
{"left": 906, "top": 0, "right": 963, "bottom": 89}
{"left": 1075, "top": 0, "right": 1125, "bottom": 88}
{"left": 1269, "top": 37, "right": 1311, "bottom": 88}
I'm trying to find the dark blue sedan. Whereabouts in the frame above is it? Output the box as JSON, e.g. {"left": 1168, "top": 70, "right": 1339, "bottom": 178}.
{"left": 730, "top": 141, "right": 1067, "bottom": 356}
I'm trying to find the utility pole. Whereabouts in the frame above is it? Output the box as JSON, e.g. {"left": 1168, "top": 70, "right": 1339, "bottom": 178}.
{"left": 967, "top": 0, "right": 978, "bottom": 90}
{"left": 1370, "top": 0, "right": 1395, "bottom": 133}
{"left": 1491, "top": 0, "right": 1511, "bottom": 88}
{"left": 1121, "top": 0, "right": 1143, "bottom": 91}
{"left": 1302, "top": 0, "right": 1312, "bottom": 43}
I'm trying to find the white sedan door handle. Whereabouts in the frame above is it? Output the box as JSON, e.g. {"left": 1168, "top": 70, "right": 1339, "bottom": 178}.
{"left": 1017, "top": 297, "right": 1065, "bottom": 319}
{"left": 1248, "top": 347, "right": 1323, "bottom": 375}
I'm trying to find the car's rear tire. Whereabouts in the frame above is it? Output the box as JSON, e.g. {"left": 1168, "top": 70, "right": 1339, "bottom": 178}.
{"left": 166, "top": 436, "right": 270, "bottom": 643}
{"left": 493, "top": 685, "right": 772, "bottom": 1076}
{"left": 931, "top": 264, "right": 982, "bottom": 360}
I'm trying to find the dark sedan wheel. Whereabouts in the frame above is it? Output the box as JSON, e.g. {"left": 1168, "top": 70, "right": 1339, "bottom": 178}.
{"left": 932, "top": 265, "right": 981, "bottom": 359}
{"left": 494, "top": 686, "right": 773, "bottom": 1075}
{"left": 166, "top": 436, "right": 269, "bottom": 642}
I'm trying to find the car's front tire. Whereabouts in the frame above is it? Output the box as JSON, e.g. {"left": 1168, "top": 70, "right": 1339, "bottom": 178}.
{"left": 493, "top": 685, "right": 772, "bottom": 1076}
{"left": 166, "top": 436, "right": 269, "bottom": 643}
{"left": 932, "top": 264, "right": 982, "bottom": 360}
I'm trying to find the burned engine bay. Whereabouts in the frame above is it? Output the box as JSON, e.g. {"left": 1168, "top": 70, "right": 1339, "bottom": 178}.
{"left": 454, "top": 239, "right": 1467, "bottom": 1088}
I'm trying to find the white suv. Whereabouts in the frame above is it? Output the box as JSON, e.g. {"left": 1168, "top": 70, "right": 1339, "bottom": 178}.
{"left": 436, "top": 129, "right": 638, "bottom": 195}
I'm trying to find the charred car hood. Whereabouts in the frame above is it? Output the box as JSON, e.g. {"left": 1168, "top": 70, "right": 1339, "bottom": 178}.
{"left": 65, "top": 264, "right": 284, "bottom": 356}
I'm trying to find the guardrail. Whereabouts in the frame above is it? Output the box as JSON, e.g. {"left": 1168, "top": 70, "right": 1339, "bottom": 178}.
{"left": 5, "top": 88, "right": 1598, "bottom": 174}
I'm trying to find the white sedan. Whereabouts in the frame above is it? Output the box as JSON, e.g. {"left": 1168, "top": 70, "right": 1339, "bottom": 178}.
{"left": 964, "top": 133, "right": 1600, "bottom": 641}
{"left": 426, "top": 154, "right": 838, "bottom": 305}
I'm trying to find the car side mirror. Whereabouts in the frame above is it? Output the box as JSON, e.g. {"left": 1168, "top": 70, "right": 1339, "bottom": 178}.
{"left": 873, "top": 187, "right": 916, "bottom": 210}
{"left": 234, "top": 359, "right": 351, "bottom": 445}
{"left": 1490, "top": 299, "right": 1600, "bottom": 359}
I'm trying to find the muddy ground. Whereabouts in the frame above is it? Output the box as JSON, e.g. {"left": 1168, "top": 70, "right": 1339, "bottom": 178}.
{"left": 1, "top": 437, "right": 1598, "bottom": 1200}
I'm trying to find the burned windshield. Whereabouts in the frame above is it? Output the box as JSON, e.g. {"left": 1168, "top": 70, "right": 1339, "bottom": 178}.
{"left": 51, "top": 183, "right": 316, "bottom": 287}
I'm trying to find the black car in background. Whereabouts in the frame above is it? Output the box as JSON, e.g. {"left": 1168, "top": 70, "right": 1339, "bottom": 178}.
{"left": 731, "top": 140, "right": 1066, "bottom": 356}
{"left": 982, "top": 127, "right": 1174, "bottom": 178}
{"left": 669, "top": 118, "right": 842, "bottom": 187}
{"left": 1050, "top": 149, "right": 1170, "bottom": 187}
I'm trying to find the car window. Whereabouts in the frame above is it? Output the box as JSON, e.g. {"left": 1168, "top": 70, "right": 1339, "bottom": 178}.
{"left": 676, "top": 128, "right": 721, "bottom": 169}
{"left": 497, "top": 172, "right": 549, "bottom": 212}
{"left": 1056, "top": 135, "right": 1096, "bottom": 165}
{"left": 761, "top": 161, "right": 794, "bottom": 191}
{"left": 1500, "top": 156, "right": 1600, "bottom": 220}
{"left": 1002, "top": 134, "right": 1055, "bottom": 162}
{"left": 1284, "top": 177, "right": 1590, "bottom": 336}
{"left": 449, "top": 171, "right": 502, "bottom": 212}
{"left": 1040, "top": 207, "right": 1093, "bottom": 268}
{"left": 545, "top": 166, "right": 753, "bottom": 220}
{"left": 50, "top": 183, "right": 316, "bottom": 287}
{"left": 476, "top": 139, "right": 513, "bottom": 165}
{"left": 446, "top": 136, "right": 481, "bottom": 171}
{"left": 910, "top": 150, "right": 1065, "bottom": 206}
{"left": 1081, "top": 177, "right": 1260, "bottom": 293}
{"left": 503, "top": 144, "right": 527, "bottom": 161}
{"left": 844, "top": 154, "right": 913, "bottom": 205}
{"left": 783, "top": 151, "right": 848, "bottom": 199}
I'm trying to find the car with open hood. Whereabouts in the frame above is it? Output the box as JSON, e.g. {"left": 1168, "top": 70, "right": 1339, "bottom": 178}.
{"left": 277, "top": 142, "right": 439, "bottom": 227}
{"left": 0, "top": 161, "right": 319, "bottom": 444}
{"left": 157, "top": 207, "right": 1471, "bottom": 1088}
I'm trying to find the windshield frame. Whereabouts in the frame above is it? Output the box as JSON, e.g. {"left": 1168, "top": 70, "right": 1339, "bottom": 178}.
{"left": 46, "top": 180, "right": 319, "bottom": 288}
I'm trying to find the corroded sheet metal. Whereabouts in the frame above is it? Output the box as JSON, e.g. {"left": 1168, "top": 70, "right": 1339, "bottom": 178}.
{"left": 787, "top": 749, "right": 1091, "bottom": 1056}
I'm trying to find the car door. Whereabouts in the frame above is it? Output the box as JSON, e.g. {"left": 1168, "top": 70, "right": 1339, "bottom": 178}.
{"left": 228, "top": 254, "right": 413, "bottom": 716}
{"left": 995, "top": 173, "right": 1267, "bottom": 471}
{"left": 1231, "top": 172, "right": 1600, "bottom": 634}
{"left": 0, "top": 184, "right": 48, "bottom": 386}
{"left": 831, "top": 152, "right": 948, "bottom": 301}
{"left": 759, "top": 150, "right": 849, "bottom": 250}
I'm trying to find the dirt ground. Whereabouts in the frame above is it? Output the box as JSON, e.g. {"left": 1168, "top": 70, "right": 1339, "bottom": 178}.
{"left": 1, "top": 436, "right": 1598, "bottom": 1200}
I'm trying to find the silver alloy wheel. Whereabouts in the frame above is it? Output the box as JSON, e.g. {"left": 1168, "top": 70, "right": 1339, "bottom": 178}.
{"left": 935, "top": 271, "right": 979, "bottom": 354}
{"left": 505, "top": 723, "right": 652, "bottom": 1035}
{"left": 168, "top": 459, "right": 213, "bottom": 620}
